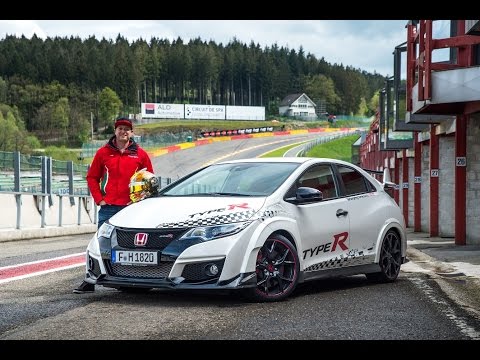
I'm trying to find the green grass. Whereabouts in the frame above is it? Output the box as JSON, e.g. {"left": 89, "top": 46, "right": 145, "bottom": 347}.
{"left": 305, "top": 134, "right": 361, "bottom": 162}
{"left": 260, "top": 142, "right": 309, "bottom": 158}
{"left": 260, "top": 134, "right": 360, "bottom": 161}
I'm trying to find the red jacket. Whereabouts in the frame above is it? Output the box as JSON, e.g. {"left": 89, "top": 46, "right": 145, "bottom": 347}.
{"left": 86, "top": 136, "right": 154, "bottom": 206}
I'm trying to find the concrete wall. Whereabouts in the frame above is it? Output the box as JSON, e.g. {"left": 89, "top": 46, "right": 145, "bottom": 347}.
{"left": 421, "top": 142, "right": 430, "bottom": 232}
{"left": 439, "top": 135, "right": 455, "bottom": 237}
{"left": 414, "top": 118, "right": 479, "bottom": 244}
{"left": 408, "top": 156, "right": 415, "bottom": 227}
{"left": 397, "top": 154, "right": 413, "bottom": 227}
{"left": 0, "top": 193, "right": 96, "bottom": 242}
{"left": 467, "top": 114, "right": 480, "bottom": 244}
{"left": 398, "top": 156, "right": 404, "bottom": 218}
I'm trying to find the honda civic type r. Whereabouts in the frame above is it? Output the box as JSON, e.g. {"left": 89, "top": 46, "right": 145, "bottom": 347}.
{"left": 83, "top": 157, "right": 407, "bottom": 302}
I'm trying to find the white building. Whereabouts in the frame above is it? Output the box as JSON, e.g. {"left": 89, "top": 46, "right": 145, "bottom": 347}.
{"left": 278, "top": 93, "right": 317, "bottom": 120}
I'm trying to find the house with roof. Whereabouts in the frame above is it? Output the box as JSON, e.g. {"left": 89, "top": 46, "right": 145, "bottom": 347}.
{"left": 278, "top": 93, "right": 317, "bottom": 120}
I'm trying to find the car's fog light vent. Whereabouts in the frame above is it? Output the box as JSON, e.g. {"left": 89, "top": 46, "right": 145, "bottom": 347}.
{"left": 88, "top": 255, "right": 101, "bottom": 277}
{"left": 181, "top": 259, "right": 225, "bottom": 283}
{"left": 206, "top": 263, "right": 219, "bottom": 276}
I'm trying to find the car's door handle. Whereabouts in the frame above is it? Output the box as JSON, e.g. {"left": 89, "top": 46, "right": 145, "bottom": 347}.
{"left": 336, "top": 209, "right": 348, "bottom": 217}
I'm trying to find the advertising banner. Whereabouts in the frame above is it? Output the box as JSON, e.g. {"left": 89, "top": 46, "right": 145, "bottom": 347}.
{"left": 226, "top": 106, "right": 265, "bottom": 120}
{"left": 141, "top": 103, "right": 266, "bottom": 121}
{"left": 185, "top": 105, "right": 226, "bottom": 120}
{"left": 141, "top": 103, "right": 184, "bottom": 119}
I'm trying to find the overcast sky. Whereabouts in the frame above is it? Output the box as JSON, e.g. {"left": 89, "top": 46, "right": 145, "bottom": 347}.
{"left": 0, "top": 20, "right": 409, "bottom": 77}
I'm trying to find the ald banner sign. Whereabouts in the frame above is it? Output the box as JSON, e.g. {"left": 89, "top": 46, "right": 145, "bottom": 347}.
{"left": 141, "top": 103, "right": 185, "bottom": 119}
{"left": 141, "top": 103, "right": 265, "bottom": 121}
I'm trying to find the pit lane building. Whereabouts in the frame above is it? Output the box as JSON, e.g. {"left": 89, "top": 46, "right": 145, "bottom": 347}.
{"left": 359, "top": 20, "right": 480, "bottom": 245}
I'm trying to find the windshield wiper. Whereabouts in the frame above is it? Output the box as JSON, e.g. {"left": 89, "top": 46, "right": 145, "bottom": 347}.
{"left": 161, "top": 192, "right": 255, "bottom": 197}
{"left": 199, "top": 192, "right": 254, "bottom": 197}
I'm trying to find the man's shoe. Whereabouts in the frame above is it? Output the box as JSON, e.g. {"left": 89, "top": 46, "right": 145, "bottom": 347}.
{"left": 73, "top": 281, "right": 95, "bottom": 294}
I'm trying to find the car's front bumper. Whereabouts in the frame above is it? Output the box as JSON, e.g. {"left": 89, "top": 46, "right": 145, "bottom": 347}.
{"left": 84, "top": 241, "right": 258, "bottom": 291}
{"left": 86, "top": 250, "right": 257, "bottom": 290}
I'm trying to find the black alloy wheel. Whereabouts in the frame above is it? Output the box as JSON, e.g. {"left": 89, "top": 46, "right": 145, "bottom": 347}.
{"left": 366, "top": 229, "right": 402, "bottom": 282}
{"left": 247, "top": 234, "right": 300, "bottom": 302}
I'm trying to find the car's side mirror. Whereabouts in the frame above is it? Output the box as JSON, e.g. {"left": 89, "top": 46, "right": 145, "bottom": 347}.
{"left": 285, "top": 187, "right": 323, "bottom": 204}
{"left": 383, "top": 181, "right": 396, "bottom": 190}
{"left": 383, "top": 181, "right": 395, "bottom": 198}
{"left": 381, "top": 168, "right": 396, "bottom": 197}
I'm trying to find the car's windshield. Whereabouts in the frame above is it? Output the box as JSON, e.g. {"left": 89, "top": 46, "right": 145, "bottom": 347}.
{"left": 161, "top": 162, "right": 300, "bottom": 197}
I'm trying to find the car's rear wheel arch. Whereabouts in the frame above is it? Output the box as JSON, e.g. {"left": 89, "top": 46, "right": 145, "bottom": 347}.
{"left": 367, "top": 228, "right": 402, "bottom": 283}
{"left": 383, "top": 226, "right": 405, "bottom": 259}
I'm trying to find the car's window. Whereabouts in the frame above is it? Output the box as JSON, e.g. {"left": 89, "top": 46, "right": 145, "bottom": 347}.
{"left": 297, "top": 164, "right": 337, "bottom": 200}
{"left": 162, "top": 162, "right": 300, "bottom": 196}
{"left": 337, "top": 165, "right": 369, "bottom": 196}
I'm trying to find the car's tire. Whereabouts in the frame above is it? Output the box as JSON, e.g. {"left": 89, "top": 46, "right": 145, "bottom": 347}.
{"left": 117, "top": 286, "right": 152, "bottom": 293}
{"left": 244, "top": 234, "right": 300, "bottom": 302}
{"left": 366, "top": 229, "right": 402, "bottom": 283}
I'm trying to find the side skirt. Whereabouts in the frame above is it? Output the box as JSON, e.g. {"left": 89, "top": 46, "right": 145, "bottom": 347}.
{"left": 299, "top": 264, "right": 381, "bottom": 283}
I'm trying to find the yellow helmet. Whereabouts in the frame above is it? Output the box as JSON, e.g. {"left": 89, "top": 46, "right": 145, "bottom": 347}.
{"left": 129, "top": 168, "right": 159, "bottom": 203}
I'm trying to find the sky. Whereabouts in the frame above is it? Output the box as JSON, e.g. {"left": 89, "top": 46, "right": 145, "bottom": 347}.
{"left": 0, "top": 20, "right": 409, "bottom": 78}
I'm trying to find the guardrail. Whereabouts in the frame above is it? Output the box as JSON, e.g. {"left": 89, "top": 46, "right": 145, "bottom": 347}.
{"left": 1, "top": 130, "right": 361, "bottom": 232}
{"left": 297, "top": 129, "right": 365, "bottom": 156}
{"left": 2, "top": 190, "right": 97, "bottom": 229}
{"left": 0, "top": 151, "right": 173, "bottom": 231}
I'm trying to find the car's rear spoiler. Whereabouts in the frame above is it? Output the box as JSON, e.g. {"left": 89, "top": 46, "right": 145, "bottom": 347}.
{"left": 362, "top": 168, "right": 396, "bottom": 189}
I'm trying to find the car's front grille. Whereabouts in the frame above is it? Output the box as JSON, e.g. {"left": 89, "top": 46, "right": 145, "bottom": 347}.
{"left": 105, "top": 260, "right": 173, "bottom": 279}
{"left": 115, "top": 228, "right": 188, "bottom": 250}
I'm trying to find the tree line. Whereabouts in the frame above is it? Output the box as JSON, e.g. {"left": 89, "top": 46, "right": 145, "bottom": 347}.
{"left": 0, "top": 34, "right": 386, "bottom": 151}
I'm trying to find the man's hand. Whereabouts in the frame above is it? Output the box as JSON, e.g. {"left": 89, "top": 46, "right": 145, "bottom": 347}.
{"left": 99, "top": 200, "right": 107, "bottom": 206}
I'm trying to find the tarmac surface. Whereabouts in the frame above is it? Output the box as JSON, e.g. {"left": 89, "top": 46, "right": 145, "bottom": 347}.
{"left": 2, "top": 225, "right": 480, "bottom": 321}
{"left": 404, "top": 228, "right": 480, "bottom": 322}
{"left": 406, "top": 228, "right": 480, "bottom": 276}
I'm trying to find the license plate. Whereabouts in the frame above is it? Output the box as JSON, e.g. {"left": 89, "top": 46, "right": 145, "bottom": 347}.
{"left": 112, "top": 250, "right": 158, "bottom": 265}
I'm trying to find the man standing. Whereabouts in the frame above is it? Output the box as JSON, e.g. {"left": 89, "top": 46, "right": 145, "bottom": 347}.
{"left": 73, "top": 117, "right": 154, "bottom": 294}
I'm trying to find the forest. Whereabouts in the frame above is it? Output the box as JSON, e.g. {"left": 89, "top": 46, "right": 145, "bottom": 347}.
{"left": 0, "top": 34, "right": 387, "bottom": 152}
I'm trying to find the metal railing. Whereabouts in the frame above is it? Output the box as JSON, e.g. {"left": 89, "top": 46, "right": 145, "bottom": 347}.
{"left": 1, "top": 129, "right": 362, "bottom": 230}
{"left": 0, "top": 151, "right": 173, "bottom": 229}
{"left": 297, "top": 130, "right": 366, "bottom": 157}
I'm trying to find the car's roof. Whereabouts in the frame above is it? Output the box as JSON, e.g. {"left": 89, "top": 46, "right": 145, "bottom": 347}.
{"left": 218, "top": 157, "right": 359, "bottom": 167}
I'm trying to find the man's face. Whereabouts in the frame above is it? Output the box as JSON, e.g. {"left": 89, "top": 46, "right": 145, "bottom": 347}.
{"left": 115, "top": 125, "right": 133, "bottom": 141}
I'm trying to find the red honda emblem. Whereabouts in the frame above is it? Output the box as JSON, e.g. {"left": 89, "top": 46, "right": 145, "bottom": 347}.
{"left": 134, "top": 233, "right": 148, "bottom": 246}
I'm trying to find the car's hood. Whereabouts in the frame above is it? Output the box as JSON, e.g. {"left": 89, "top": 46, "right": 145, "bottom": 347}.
{"left": 109, "top": 196, "right": 267, "bottom": 229}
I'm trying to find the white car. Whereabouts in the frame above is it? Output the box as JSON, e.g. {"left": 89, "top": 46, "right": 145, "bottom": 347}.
{"left": 84, "top": 157, "right": 407, "bottom": 302}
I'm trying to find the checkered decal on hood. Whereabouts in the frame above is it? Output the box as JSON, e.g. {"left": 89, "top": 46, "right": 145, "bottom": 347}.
{"left": 157, "top": 209, "right": 258, "bottom": 228}
{"left": 155, "top": 204, "right": 290, "bottom": 229}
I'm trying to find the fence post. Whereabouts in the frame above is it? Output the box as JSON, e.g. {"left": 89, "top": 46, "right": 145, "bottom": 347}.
{"left": 68, "top": 161, "right": 75, "bottom": 206}
{"left": 46, "top": 157, "right": 53, "bottom": 207}
{"left": 14, "top": 151, "right": 21, "bottom": 229}
{"left": 37, "top": 154, "right": 46, "bottom": 228}
{"left": 77, "top": 195, "right": 82, "bottom": 225}
{"left": 59, "top": 194, "right": 63, "bottom": 226}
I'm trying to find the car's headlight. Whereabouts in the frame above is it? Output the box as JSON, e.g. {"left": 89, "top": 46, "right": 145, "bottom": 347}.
{"left": 180, "top": 221, "right": 251, "bottom": 241}
{"left": 97, "top": 222, "right": 115, "bottom": 238}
